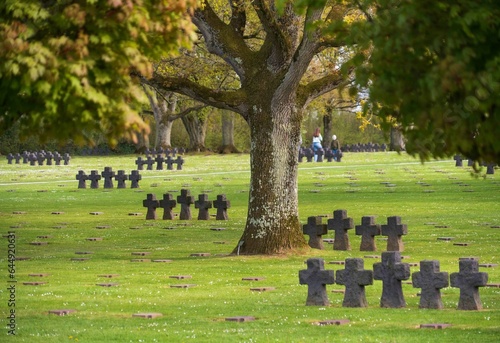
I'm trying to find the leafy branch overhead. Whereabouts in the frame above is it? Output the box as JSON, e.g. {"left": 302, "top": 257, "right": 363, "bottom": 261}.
{"left": 0, "top": 0, "right": 196, "bottom": 145}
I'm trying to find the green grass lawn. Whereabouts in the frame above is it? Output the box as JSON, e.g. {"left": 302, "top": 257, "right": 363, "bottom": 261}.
{"left": 1, "top": 152, "right": 499, "bottom": 342}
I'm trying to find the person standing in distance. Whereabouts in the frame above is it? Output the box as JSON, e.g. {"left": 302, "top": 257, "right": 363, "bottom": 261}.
{"left": 331, "top": 134, "right": 340, "bottom": 161}
{"left": 312, "top": 127, "right": 322, "bottom": 162}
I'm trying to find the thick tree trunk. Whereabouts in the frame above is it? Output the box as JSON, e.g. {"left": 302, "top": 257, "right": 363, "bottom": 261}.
{"left": 235, "top": 102, "right": 307, "bottom": 255}
{"left": 156, "top": 119, "right": 173, "bottom": 149}
{"left": 390, "top": 126, "right": 406, "bottom": 151}
{"left": 218, "top": 111, "right": 240, "bottom": 153}
{"left": 181, "top": 113, "right": 208, "bottom": 152}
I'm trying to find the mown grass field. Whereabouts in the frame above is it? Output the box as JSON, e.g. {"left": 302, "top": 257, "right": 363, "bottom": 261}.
{"left": 0, "top": 152, "right": 499, "bottom": 342}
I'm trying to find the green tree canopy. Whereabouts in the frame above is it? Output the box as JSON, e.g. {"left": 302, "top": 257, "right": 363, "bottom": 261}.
{"left": 0, "top": 0, "right": 196, "bottom": 145}
{"left": 290, "top": 0, "right": 500, "bottom": 164}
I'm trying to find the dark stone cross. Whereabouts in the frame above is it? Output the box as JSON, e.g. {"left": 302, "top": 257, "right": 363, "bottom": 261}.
{"left": 143, "top": 194, "right": 160, "bottom": 220}
{"left": 484, "top": 163, "right": 495, "bottom": 175}
{"left": 373, "top": 251, "right": 410, "bottom": 308}
{"left": 6, "top": 153, "right": 14, "bottom": 164}
{"left": 381, "top": 216, "right": 408, "bottom": 251}
{"left": 454, "top": 154, "right": 463, "bottom": 167}
{"left": 129, "top": 170, "right": 142, "bottom": 188}
{"left": 177, "top": 189, "right": 195, "bottom": 220}
{"left": 144, "top": 156, "right": 155, "bottom": 170}
{"left": 53, "top": 153, "right": 62, "bottom": 165}
{"left": 299, "top": 258, "right": 335, "bottom": 306}
{"left": 165, "top": 156, "right": 175, "bottom": 170}
{"left": 175, "top": 156, "right": 184, "bottom": 170}
{"left": 45, "top": 152, "right": 53, "bottom": 165}
{"left": 36, "top": 153, "right": 45, "bottom": 165}
{"left": 135, "top": 156, "right": 144, "bottom": 170}
{"left": 155, "top": 154, "right": 164, "bottom": 170}
{"left": 28, "top": 153, "right": 37, "bottom": 166}
{"left": 159, "top": 193, "right": 177, "bottom": 220}
{"left": 355, "top": 216, "right": 381, "bottom": 251}
{"left": 213, "top": 194, "right": 231, "bottom": 220}
{"left": 101, "top": 167, "right": 115, "bottom": 189}
{"left": 336, "top": 258, "right": 373, "bottom": 307}
{"left": 115, "top": 170, "right": 128, "bottom": 189}
{"left": 327, "top": 209, "right": 354, "bottom": 250}
{"left": 88, "top": 170, "right": 102, "bottom": 189}
{"left": 195, "top": 193, "right": 213, "bottom": 220}
{"left": 304, "top": 148, "right": 314, "bottom": 162}
{"left": 75, "top": 170, "right": 88, "bottom": 189}
{"left": 316, "top": 148, "right": 324, "bottom": 162}
{"left": 412, "top": 260, "right": 449, "bottom": 309}
{"left": 450, "top": 259, "right": 488, "bottom": 310}
{"left": 13, "top": 153, "right": 21, "bottom": 164}
{"left": 63, "top": 153, "right": 71, "bottom": 165}
{"left": 302, "top": 216, "right": 328, "bottom": 250}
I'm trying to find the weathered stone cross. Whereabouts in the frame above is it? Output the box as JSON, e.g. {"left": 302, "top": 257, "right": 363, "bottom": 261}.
{"left": 213, "top": 194, "right": 231, "bottom": 220}
{"left": 76, "top": 170, "right": 88, "bottom": 189}
{"left": 195, "top": 193, "right": 213, "bottom": 220}
{"left": 159, "top": 193, "right": 177, "bottom": 220}
{"left": 302, "top": 216, "right": 328, "bottom": 250}
{"left": 381, "top": 216, "right": 408, "bottom": 251}
{"left": 327, "top": 209, "right": 354, "bottom": 250}
{"left": 143, "top": 194, "right": 160, "bottom": 220}
{"left": 373, "top": 251, "right": 410, "bottom": 308}
{"left": 177, "top": 189, "right": 195, "bottom": 220}
{"left": 355, "top": 216, "right": 381, "bottom": 251}
{"left": 450, "top": 259, "right": 488, "bottom": 310}
{"left": 299, "top": 258, "right": 335, "bottom": 306}
{"left": 336, "top": 258, "right": 373, "bottom": 307}
{"left": 412, "top": 260, "right": 449, "bottom": 309}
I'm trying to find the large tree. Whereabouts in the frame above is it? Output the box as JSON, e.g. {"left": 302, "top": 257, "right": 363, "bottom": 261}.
{"left": 150, "top": 1, "right": 356, "bottom": 254}
{"left": 0, "top": 0, "right": 196, "bottom": 145}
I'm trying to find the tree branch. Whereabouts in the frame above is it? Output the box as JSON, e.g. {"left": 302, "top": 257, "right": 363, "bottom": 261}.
{"left": 192, "top": 2, "right": 252, "bottom": 81}
{"left": 298, "top": 68, "right": 354, "bottom": 108}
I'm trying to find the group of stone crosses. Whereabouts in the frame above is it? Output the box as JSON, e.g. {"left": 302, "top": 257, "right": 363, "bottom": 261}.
{"left": 454, "top": 154, "right": 496, "bottom": 174}
{"left": 76, "top": 167, "right": 141, "bottom": 189}
{"left": 341, "top": 142, "right": 387, "bottom": 153}
{"left": 142, "top": 190, "right": 231, "bottom": 221}
{"left": 135, "top": 155, "right": 184, "bottom": 171}
{"left": 299, "top": 209, "right": 489, "bottom": 311}
{"left": 6, "top": 150, "right": 70, "bottom": 166}
{"left": 302, "top": 210, "right": 408, "bottom": 252}
{"left": 299, "top": 147, "right": 343, "bottom": 163}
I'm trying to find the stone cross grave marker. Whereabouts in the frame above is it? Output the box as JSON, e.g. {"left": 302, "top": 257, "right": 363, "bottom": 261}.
{"left": 88, "top": 170, "right": 102, "bottom": 189}
{"left": 195, "top": 193, "right": 213, "bottom": 220}
{"left": 327, "top": 209, "right": 354, "bottom": 250}
{"left": 63, "top": 153, "right": 71, "bottom": 165}
{"left": 28, "top": 153, "right": 37, "bottom": 166}
{"left": 175, "top": 156, "right": 184, "bottom": 170}
{"left": 36, "top": 153, "right": 45, "bottom": 165}
{"left": 450, "top": 259, "right": 488, "bottom": 310}
{"left": 303, "top": 216, "right": 328, "bottom": 250}
{"left": 335, "top": 258, "right": 373, "bottom": 307}
{"left": 53, "top": 153, "right": 62, "bottom": 165}
{"left": 381, "top": 216, "right": 408, "bottom": 251}
{"left": 159, "top": 193, "right": 177, "bottom": 220}
{"left": 76, "top": 170, "right": 88, "bottom": 189}
{"left": 143, "top": 194, "right": 160, "bottom": 220}
{"left": 155, "top": 154, "right": 164, "bottom": 170}
{"left": 213, "top": 194, "right": 231, "bottom": 220}
{"left": 129, "top": 170, "right": 142, "bottom": 188}
{"left": 454, "top": 154, "right": 463, "bottom": 167}
{"left": 165, "top": 156, "right": 175, "bottom": 170}
{"left": 299, "top": 258, "right": 335, "bottom": 306}
{"left": 373, "top": 251, "right": 410, "bottom": 308}
{"left": 304, "top": 148, "right": 314, "bottom": 162}
{"left": 46, "top": 152, "right": 53, "bottom": 165}
{"left": 7, "top": 153, "right": 13, "bottom": 164}
{"left": 145, "top": 156, "right": 155, "bottom": 170}
{"left": 177, "top": 189, "right": 195, "bottom": 220}
{"left": 412, "top": 260, "right": 449, "bottom": 309}
{"left": 356, "top": 216, "right": 381, "bottom": 251}
{"left": 101, "top": 167, "right": 115, "bottom": 189}
{"left": 135, "top": 157, "right": 144, "bottom": 170}
{"left": 115, "top": 170, "right": 128, "bottom": 189}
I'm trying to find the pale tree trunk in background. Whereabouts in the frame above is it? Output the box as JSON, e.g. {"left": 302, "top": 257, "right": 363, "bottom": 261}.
{"left": 181, "top": 112, "right": 208, "bottom": 152}
{"left": 219, "top": 111, "right": 240, "bottom": 153}
{"left": 390, "top": 126, "right": 406, "bottom": 151}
